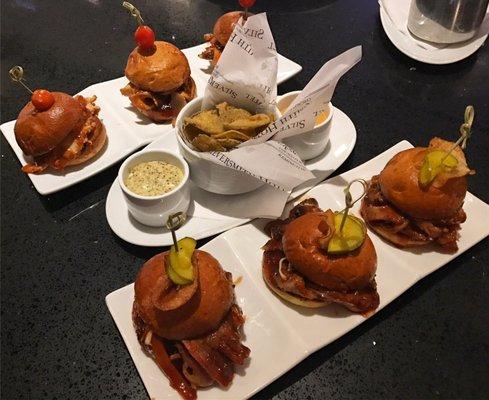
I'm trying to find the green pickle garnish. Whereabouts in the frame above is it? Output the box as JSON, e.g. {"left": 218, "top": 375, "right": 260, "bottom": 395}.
{"left": 419, "top": 149, "right": 458, "bottom": 187}
{"left": 419, "top": 105, "right": 474, "bottom": 187}
{"left": 327, "top": 212, "right": 366, "bottom": 255}
{"left": 166, "top": 237, "right": 197, "bottom": 285}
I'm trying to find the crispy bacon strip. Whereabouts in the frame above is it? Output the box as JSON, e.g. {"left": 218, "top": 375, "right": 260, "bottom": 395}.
{"left": 121, "top": 77, "right": 196, "bottom": 124}
{"left": 183, "top": 305, "right": 250, "bottom": 388}
{"left": 133, "top": 302, "right": 249, "bottom": 393}
{"left": 175, "top": 343, "right": 213, "bottom": 388}
{"left": 151, "top": 335, "right": 197, "bottom": 400}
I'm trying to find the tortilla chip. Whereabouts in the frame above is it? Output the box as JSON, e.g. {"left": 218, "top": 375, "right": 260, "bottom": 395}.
{"left": 185, "top": 109, "right": 224, "bottom": 135}
{"left": 213, "top": 130, "right": 251, "bottom": 141}
{"left": 224, "top": 114, "right": 271, "bottom": 130}
{"left": 192, "top": 134, "right": 226, "bottom": 152}
{"left": 183, "top": 103, "right": 273, "bottom": 152}
{"left": 183, "top": 123, "right": 207, "bottom": 141}
{"left": 217, "top": 138, "right": 241, "bottom": 149}
{"left": 216, "top": 102, "right": 252, "bottom": 124}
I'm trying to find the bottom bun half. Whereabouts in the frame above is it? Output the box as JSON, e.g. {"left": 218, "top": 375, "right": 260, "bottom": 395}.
{"left": 262, "top": 268, "right": 330, "bottom": 309}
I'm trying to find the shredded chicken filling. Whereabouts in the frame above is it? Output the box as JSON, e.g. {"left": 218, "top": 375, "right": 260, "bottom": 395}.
{"left": 22, "top": 96, "right": 101, "bottom": 174}
{"left": 198, "top": 34, "right": 224, "bottom": 61}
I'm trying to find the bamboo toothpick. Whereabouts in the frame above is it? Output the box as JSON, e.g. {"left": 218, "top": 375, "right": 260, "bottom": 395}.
{"left": 339, "top": 179, "right": 368, "bottom": 233}
{"left": 9, "top": 66, "right": 33, "bottom": 94}
{"left": 166, "top": 212, "right": 186, "bottom": 252}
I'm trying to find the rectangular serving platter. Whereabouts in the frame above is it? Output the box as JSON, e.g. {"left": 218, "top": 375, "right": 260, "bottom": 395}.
{"left": 0, "top": 44, "right": 302, "bottom": 195}
{"left": 106, "top": 140, "right": 489, "bottom": 399}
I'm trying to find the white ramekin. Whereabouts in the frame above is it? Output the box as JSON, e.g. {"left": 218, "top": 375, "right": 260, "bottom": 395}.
{"left": 118, "top": 149, "right": 190, "bottom": 227}
{"left": 278, "top": 91, "right": 334, "bottom": 161}
{"left": 176, "top": 97, "right": 264, "bottom": 195}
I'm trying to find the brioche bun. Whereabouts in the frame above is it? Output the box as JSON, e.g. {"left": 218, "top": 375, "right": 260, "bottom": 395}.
{"left": 125, "top": 41, "right": 191, "bottom": 93}
{"left": 282, "top": 212, "right": 377, "bottom": 292}
{"left": 379, "top": 147, "right": 467, "bottom": 220}
{"left": 14, "top": 92, "right": 84, "bottom": 156}
{"left": 262, "top": 267, "right": 330, "bottom": 308}
{"left": 213, "top": 11, "right": 247, "bottom": 46}
{"left": 134, "top": 250, "right": 234, "bottom": 341}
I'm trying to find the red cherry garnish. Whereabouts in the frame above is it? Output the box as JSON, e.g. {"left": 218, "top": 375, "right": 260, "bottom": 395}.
{"left": 135, "top": 25, "right": 155, "bottom": 49}
{"left": 31, "top": 89, "right": 55, "bottom": 111}
{"left": 239, "top": 0, "right": 256, "bottom": 8}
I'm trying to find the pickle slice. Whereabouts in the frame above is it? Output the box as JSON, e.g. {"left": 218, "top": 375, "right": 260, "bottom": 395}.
{"left": 169, "top": 249, "right": 193, "bottom": 280}
{"left": 167, "top": 237, "right": 197, "bottom": 284}
{"left": 419, "top": 150, "right": 458, "bottom": 187}
{"left": 166, "top": 262, "right": 192, "bottom": 286}
{"left": 327, "top": 213, "right": 366, "bottom": 255}
{"left": 177, "top": 237, "right": 197, "bottom": 254}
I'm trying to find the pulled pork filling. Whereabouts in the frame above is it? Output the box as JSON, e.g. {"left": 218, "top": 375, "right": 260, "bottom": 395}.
{"left": 198, "top": 33, "right": 224, "bottom": 61}
{"left": 361, "top": 175, "right": 466, "bottom": 252}
{"left": 120, "top": 76, "right": 196, "bottom": 124}
{"left": 263, "top": 199, "right": 380, "bottom": 314}
{"left": 133, "top": 302, "right": 249, "bottom": 400}
{"left": 22, "top": 96, "right": 101, "bottom": 174}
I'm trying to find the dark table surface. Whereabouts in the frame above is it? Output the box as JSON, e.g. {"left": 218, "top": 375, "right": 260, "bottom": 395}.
{"left": 2, "top": 0, "right": 489, "bottom": 399}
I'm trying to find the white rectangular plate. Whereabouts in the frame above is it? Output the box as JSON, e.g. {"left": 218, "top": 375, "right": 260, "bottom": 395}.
{"left": 1, "top": 44, "right": 301, "bottom": 195}
{"left": 106, "top": 140, "right": 489, "bottom": 399}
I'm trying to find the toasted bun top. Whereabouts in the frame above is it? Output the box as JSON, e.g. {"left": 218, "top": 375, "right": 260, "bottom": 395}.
{"left": 213, "top": 11, "right": 246, "bottom": 46}
{"left": 125, "top": 41, "right": 191, "bottom": 93}
{"left": 134, "top": 250, "right": 234, "bottom": 340}
{"left": 14, "top": 92, "right": 84, "bottom": 156}
{"left": 379, "top": 147, "right": 467, "bottom": 220}
{"left": 282, "top": 212, "right": 377, "bottom": 292}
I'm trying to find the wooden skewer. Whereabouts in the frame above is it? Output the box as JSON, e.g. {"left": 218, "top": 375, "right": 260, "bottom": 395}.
{"left": 9, "top": 66, "right": 33, "bottom": 94}
{"left": 166, "top": 212, "right": 186, "bottom": 253}
{"left": 339, "top": 179, "right": 367, "bottom": 233}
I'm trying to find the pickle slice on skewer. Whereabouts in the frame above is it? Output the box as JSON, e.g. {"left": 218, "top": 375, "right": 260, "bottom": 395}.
{"left": 419, "top": 150, "right": 458, "bottom": 187}
{"left": 327, "top": 212, "right": 366, "bottom": 255}
{"left": 168, "top": 237, "right": 197, "bottom": 281}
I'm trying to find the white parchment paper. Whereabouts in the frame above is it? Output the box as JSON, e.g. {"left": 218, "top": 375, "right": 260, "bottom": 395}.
{"left": 181, "top": 13, "right": 362, "bottom": 218}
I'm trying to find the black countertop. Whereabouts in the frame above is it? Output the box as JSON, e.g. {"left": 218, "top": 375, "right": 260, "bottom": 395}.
{"left": 1, "top": 0, "right": 488, "bottom": 399}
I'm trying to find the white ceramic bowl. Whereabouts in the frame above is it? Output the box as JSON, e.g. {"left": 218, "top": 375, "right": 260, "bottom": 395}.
{"left": 118, "top": 149, "right": 190, "bottom": 227}
{"left": 278, "top": 91, "right": 334, "bottom": 161}
{"left": 176, "top": 97, "right": 264, "bottom": 195}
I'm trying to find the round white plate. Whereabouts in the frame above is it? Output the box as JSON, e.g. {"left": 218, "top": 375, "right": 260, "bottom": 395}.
{"left": 106, "top": 107, "right": 357, "bottom": 247}
{"left": 380, "top": 7, "right": 488, "bottom": 65}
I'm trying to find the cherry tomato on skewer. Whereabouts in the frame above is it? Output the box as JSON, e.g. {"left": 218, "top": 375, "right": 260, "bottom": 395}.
{"left": 31, "top": 89, "right": 55, "bottom": 111}
{"left": 239, "top": 0, "right": 256, "bottom": 7}
{"left": 135, "top": 25, "right": 155, "bottom": 49}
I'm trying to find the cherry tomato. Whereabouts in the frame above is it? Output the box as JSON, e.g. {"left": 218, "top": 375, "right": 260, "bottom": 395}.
{"left": 239, "top": 0, "right": 256, "bottom": 8}
{"left": 135, "top": 25, "right": 155, "bottom": 49}
{"left": 31, "top": 89, "right": 55, "bottom": 111}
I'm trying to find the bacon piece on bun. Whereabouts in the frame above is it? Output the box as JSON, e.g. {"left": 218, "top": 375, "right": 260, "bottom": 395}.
{"left": 132, "top": 250, "right": 249, "bottom": 399}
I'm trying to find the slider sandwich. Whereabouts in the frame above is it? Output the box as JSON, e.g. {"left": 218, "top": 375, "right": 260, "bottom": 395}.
{"left": 263, "top": 198, "right": 380, "bottom": 314}
{"left": 132, "top": 237, "right": 250, "bottom": 399}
